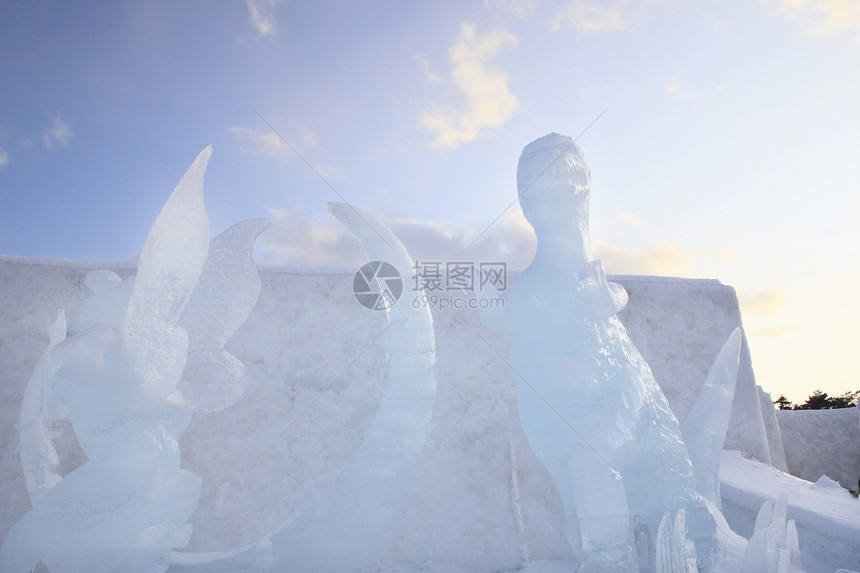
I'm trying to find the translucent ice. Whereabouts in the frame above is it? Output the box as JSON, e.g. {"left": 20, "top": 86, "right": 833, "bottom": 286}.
{"left": 170, "top": 218, "right": 270, "bottom": 412}
{"left": 742, "top": 495, "right": 805, "bottom": 573}
{"left": 121, "top": 146, "right": 211, "bottom": 401}
{"left": 683, "top": 327, "right": 742, "bottom": 508}
{"left": 264, "top": 203, "right": 436, "bottom": 571}
{"left": 18, "top": 310, "right": 68, "bottom": 505}
{"left": 77, "top": 269, "right": 134, "bottom": 331}
{"left": 498, "top": 133, "right": 714, "bottom": 569}
{"left": 0, "top": 147, "right": 265, "bottom": 573}
{"left": 656, "top": 510, "right": 697, "bottom": 573}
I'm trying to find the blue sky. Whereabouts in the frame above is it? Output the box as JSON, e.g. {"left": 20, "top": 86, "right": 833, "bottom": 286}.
{"left": 1, "top": 0, "right": 858, "bottom": 404}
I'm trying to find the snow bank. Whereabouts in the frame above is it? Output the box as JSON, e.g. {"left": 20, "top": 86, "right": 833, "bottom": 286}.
{"left": 720, "top": 449, "right": 860, "bottom": 573}
{"left": 778, "top": 407, "right": 860, "bottom": 490}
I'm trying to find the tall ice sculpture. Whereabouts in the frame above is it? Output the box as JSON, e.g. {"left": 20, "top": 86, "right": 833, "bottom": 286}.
{"left": 488, "top": 133, "right": 719, "bottom": 571}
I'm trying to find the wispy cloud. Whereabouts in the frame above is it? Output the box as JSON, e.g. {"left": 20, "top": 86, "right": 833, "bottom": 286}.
{"left": 246, "top": 0, "right": 278, "bottom": 36}
{"left": 485, "top": 0, "right": 536, "bottom": 19}
{"left": 663, "top": 73, "right": 688, "bottom": 99}
{"left": 750, "top": 323, "right": 802, "bottom": 338}
{"left": 690, "top": 247, "right": 736, "bottom": 262}
{"left": 414, "top": 53, "right": 442, "bottom": 83}
{"left": 552, "top": 0, "right": 634, "bottom": 32}
{"left": 256, "top": 208, "right": 537, "bottom": 268}
{"left": 737, "top": 287, "right": 788, "bottom": 316}
{"left": 593, "top": 241, "right": 694, "bottom": 276}
{"left": 0, "top": 147, "right": 8, "bottom": 168}
{"left": 618, "top": 211, "right": 643, "bottom": 226}
{"left": 256, "top": 208, "right": 364, "bottom": 266}
{"left": 418, "top": 22, "right": 520, "bottom": 149}
{"left": 42, "top": 117, "right": 72, "bottom": 149}
{"left": 661, "top": 73, "right": 694, "bottom": 100}
{"left": 763, "top": 0, "right": 860, "bottom": 42}
{"left": 231, "top": 125, "right": 317, "bottom": 158}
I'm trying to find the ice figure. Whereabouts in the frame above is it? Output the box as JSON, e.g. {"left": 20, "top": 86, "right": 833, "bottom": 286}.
{"left": 655, "top": 510, "right": 697, "bottom": 573}
{"left": 258, "top": 203, "right": 436, "bottom": 570}
{"left": 492, "top": 133, "right": 716, "bottom": 570}
{"left": 18, "top": 310, "right": 68, "bottom": 505}
{"left": 742, "top": 496, "right": 804, "bottom": 573}
{"left": 0, "top": 147, "right": 267, "bottom": 573}
{"left": 171, "top": 217, "right": 270, "bottom": 412}
{"left": 166, "top": 204, "right": 436, "bottom": 572}
{"left": 682, "top": 328, "right": 742, "bottom": 508}
{"left": 77, "top": 270, "right": 135, "bottom": 330}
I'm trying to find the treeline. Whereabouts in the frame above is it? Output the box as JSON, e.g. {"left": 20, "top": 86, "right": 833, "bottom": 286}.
{"left": 774, "top": 389, "right": 859, "bottom": 411}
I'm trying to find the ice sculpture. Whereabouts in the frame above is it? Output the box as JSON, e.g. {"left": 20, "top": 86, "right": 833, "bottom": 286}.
{"left": 683, "top": 328, "right": 742, "bottom": 508}
{"left": 166, "top": 203, "right": 436, "bottom": 572}
{"left": 171, "top": 217, "right": 270, "bottom": 412}
{"left": 742, "top": 496, "right": 804, "bottom": 573}
{"left": 493, "top": 133, "right": 716, "bottom": 570}
{"left": 656, "top": 510, "right": 697, "bottom": 573}
{"left": 0, "top": 147, "right": 268, "bottom": 573}
{"left": 18, "top": 310, "right": 68, "bottom": 506}
{"left": 261, "top": 203, "right": 436, "bottom": 570}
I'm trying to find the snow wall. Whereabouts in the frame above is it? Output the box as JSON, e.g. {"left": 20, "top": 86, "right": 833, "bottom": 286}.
{"left": 0, "top": 255, "right": 846, "bottom": 570}
{"left": 778, "top": 407, "right": 860, "bottom": 490}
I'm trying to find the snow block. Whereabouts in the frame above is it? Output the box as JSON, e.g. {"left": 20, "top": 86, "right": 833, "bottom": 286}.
{"left": 778, "top": 407, "right": 860, "bottom": 490}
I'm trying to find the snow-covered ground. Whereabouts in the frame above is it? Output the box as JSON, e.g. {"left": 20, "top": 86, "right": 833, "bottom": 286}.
{"left": 721, "top": 450, "right": 860, "bottom": 573}
{"left": 1, "top": 256, "right": 858, "bottom": 572}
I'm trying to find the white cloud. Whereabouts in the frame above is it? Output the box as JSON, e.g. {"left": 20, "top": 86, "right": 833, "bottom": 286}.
{"left": 388, "top": 211, "right": 536, "bottom": 269}
{"left": 551, "top": 0, "right": 675, "bottom": 33}
{"left": 257, "top": 208, "right": 751, "bottom": 289}
{"left": 749, "top": 323, "right": 802, "bottom": 338}
{"left": 593, "top": 241, "right": 694, "bottom": 276}
{"left": 737, "top": 287, "right": 789, "bottom": 316}
{"left": 690, "top": 247, "right": 736, "bottom": 262}
{"left": 485, "top": 0, "right": 536, "bottom": 19}
{"left": 763, "top": 0, "right": 860, "bottom": 41}
{"left": 257, "top": 208, "right": 717, "bottom": 282}
{"left": 256, "top": 207, "right": 537, "bottom": 269}
{"left": 247, "top": 0, "right": 278, "bottom": 36}
{"left": 231, "top": 125, "right": 317, "bottom": 159}
{"left": 42, "top": 117, "right": 73, "bottom": 149}
{"left": 414, "top": 53, "right": 442, "bottom": 83}
{"left": 663, "top": 73, "right": 681, "bottom": 97}
{"left": 418, "top": 22, "right": 520, "bottom": 149}
{"left": 579, "top": 81, "right": 606, "bottom": 99}
{"left": 256, "top": 208, "right": 364, "bottom": 266}
{"left": 0, "top": 147, "right": 8, "bottom": 167}
{"left": 618, "top": 211, "right": 643, "bottom": 226}
{"left": 662, "top": 72, "right": 698, "bottom": 100}
{"left": 552, "top": 0, "right": 633, "bottom": 32}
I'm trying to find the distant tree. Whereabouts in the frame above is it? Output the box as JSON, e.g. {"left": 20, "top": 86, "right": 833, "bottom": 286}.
{"left": 793, "top": 389, "right": 859, "bottom": 410}
{"left": 773, "top": 395, "right": 792, "bottom": 410}
{"left": 794, "top": 390, "right": 831, "bottom": 410}
{"left": 828, "top": 390, "right": 860, "bottom": 408}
